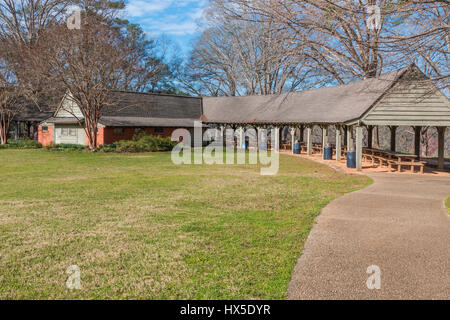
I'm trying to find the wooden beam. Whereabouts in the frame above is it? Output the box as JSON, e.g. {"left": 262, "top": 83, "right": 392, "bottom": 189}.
{"left": 290, "top": 127, "right": 296, "bottom": 154}
{"left": 414, "top": 126, "right": 421, "bottom": 159}
{"left": 299, "top": 125, "right": 304, "bottom": 143}
{"left": 347, "top": 125, "right": 354, "bottom": 151}
{"left": 336, "top": 125, "right": 342, "bottom": 161}
{"left": 278, "top": 126, "right": 283, "bottom": 145}
{"left": 356, "top": 126, "right": 363, "bottom": 171}
{"left": 307, "top": 126, "right": 313, "bottom": 155}
{"left": 274, "top": 127, "right": 280, "bottom": 151}
{"left": 390, "top": 126, "right": 397, "bottom": 152}
{"left": 344, "top": 125, "right": 348, "bottom": 147}
{"left": 367, "top": 125, "right": 373, "bottom": 149}
{"left": 437, "top": 127, "right": 446, "bottom": 170}
{"left": 239, "top": 127, "right": 245, "bottom": 148}
{"left": 322, "top": 125, "right": 329, "bottom": 154}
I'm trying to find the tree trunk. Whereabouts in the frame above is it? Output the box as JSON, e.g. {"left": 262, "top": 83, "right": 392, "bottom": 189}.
{"left": 0, "top": 116, "right": 10, "bottom": 145}
{"left": 85, "top": 118, "right": 98, "bottom": 150}
{"left": 0, "top": 126, "right": 7, "bottom": 145}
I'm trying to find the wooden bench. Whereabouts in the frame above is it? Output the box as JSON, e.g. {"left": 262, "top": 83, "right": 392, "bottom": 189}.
{"left": 388, "top": 160, "right": 426, "bottom": 174}
{"left": 362, "top": 153, "right": 375, "bottom": 163}
{"left": 281, "top": 143, "right": 291, "bottom": 150}
{"left": 300, "top": 145, "right": 322, "bottom": 154}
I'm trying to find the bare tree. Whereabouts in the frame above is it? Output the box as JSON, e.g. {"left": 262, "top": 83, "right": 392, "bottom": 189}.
{"left": 0, "top": 0, "right": 70, "bottom": 117}
{"left": 383, "top": 0, "right": 449, "bottom": 92}
{"left": 28, "top": 6, "right": 147, "bottom": 149}
{"left": 181, "top": 4, "right": 309, "bottom": 96}
{"left": 0, "top": 0, "right": 68, "bottom": 45}
{"left": 0, "top": 42, "right": 28, "bottom": 144}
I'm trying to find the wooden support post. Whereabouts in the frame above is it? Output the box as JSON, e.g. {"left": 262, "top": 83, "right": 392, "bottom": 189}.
{"left": 336, "top": 125, "right": 342, "bottom": 161}
{"left": 347, "top": 125, "right": 354, "bottom": 151}
{"left": 239, "top": 127, "right": 245, "bottom": 148}
{"left": 344, "top": 125, "right": 348, "bottom": 147}
{"left": 322, "top": 125, "right": 328, "bottom": 154}
{"left": 291, "top": 127, "right": 296, "bottom": 154}
{"left": 299, "top": 125, "right": 304, "bottom": 143}
{"left": 274, "top": 127, "right": 280, "bottom": 151}
{"left": 307, "top": 126, "right": 313, "bottom": 155}
{"left": 390, "top": 126, "right": 397, "bottom": 152}
{"left": 414, "top": 126, "right": 421, "bottom": 159}
{"left": 215, "top": 125, "right": 220, "bottom": 142}
{"left": 367, "top": 125, "right": 373, "bottom": 149}
{"left": 257, "top": 127, "right": 263, "bottom": 150}
{"left": 437, "top": 127, "right": 446, "bottom": 170}
{"left": 279, "top": 126, "right": 283, "bottom": 145}
{"left": 356, "top": 126, "right": 363, "bottom": 171}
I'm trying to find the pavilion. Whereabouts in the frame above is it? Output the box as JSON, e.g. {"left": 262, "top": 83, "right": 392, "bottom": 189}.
{"left": 201, "top": 65, "right": 450, "bottom": 171}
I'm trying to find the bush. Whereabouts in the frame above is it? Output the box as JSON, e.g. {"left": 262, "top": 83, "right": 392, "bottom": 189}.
{"left": 115, "top": 134, "right": 177, "bottom": 153}
{"left": 101, "top": 144, "right": 117, "bottom": 153}
{"left": 44, "top": 142, "right": 87, "bottom": 152}
{"left": 1, "top": 139, "right": 42, "bottom": 149}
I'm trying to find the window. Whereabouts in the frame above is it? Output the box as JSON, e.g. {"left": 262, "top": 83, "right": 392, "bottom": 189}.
{"left": 42, "top": 126, "right": 48, "bottom": 133}
{"left": 114, "top": 128, "right": 125, "bottom": 135}
{"left": 61, "top": 128, "right": 68, "bottom": 136}
{"left": 135, "top": 128, "right": 144, "bottom": 134}
{"left": 154, "top": 128, "right": 164, "bottom": 134}
{"left": 69, "top": 128, "right": 77, "bottom": 136}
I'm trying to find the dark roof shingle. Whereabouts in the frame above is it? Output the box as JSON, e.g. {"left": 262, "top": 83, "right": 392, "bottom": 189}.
{"left": 101, "top": 91, "right": 203, "bottom": 119}
{"left": 202, "top": 67, "right": 409, "bottom": 124}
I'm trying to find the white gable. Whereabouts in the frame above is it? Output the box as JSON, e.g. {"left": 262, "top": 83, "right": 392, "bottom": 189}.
{"left": 55, "top": 92, "right": 84, "bottom": 119}
{"left": 362, "top": 67, "right": 450, "bottom": 126}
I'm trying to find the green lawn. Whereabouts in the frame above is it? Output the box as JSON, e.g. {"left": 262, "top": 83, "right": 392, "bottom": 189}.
{"left": 0, "top": 149, "right": 370, "bottom": 299}
{"left": 446, "top": 197, "right": 450, "bottom": 213}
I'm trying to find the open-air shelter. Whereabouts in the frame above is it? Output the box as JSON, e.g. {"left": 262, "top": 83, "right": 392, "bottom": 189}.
{"left": 201, "top": 65, "right": 450, "bottom": 171}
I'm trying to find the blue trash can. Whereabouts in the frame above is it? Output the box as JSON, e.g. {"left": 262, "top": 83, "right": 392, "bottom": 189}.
{"left": 347, "top": 152, "right": 356, "bottom": 168}
{"left": 293, "top": 142, "right": 301, "bottom": 154}
{"left": 324, "top": 145, "right": 333, "bottom": 160}
{"left": 242, "top": 137, "right": 249, "bottom": 150}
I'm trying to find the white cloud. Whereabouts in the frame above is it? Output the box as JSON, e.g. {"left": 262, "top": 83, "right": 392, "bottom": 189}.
{"left": 144, "top": 20, "right": 199, "bottom": 36}
{"left": 126, "top": 0, "right": 173, "bottom": 18}
{"left": 126, "top": 0, "right": 207, "bottom": 36}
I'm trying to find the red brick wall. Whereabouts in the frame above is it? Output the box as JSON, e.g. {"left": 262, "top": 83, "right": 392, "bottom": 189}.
{"left": 85, "top": 127, "right": 104, "bottom": 146}
{"left": 103, "top": 127, "right": 178, "bottom": 144}
{"left": 38, "top": 125, "right": 53, "bottom": 146}
{"left": 38, "top": 125, "right": 179, "bottom": 147}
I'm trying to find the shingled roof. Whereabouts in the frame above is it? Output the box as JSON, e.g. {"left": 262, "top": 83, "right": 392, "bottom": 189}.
{"left": 101, "top": 91, "right": 203, "bottom": 119}
{"left": 45, "top": 90, "right": 204, "bottom": 128}
{"left": 202, "top": 67, "right": 410, "bottom": 125}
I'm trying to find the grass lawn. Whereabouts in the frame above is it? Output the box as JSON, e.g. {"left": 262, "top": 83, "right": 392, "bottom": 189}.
{"left": 0, "top": 149, "right": 370, "bottom": 299}
{"left": 447, "top": 197, "right": 450, "bottom": 213}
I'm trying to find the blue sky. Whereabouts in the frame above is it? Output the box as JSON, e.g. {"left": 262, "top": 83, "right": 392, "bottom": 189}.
{"left": 125, "top": 0, "right": 208, "bottom": 55}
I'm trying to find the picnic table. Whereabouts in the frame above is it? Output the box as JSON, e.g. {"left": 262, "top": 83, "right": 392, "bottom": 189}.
{"left": 363, "top": 148, "right": 425, "bottom": 174}
{"left": 281, "top": 142, "right": 291, "bottom": 150}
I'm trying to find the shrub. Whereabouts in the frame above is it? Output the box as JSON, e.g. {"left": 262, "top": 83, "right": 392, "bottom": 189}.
{"left": 1, "top": 139, "right": 42, "bottom": 149}
{"left": 44, "top": 142, "right": 87, "bottom": 152}
{"left": 115, "top": 134, "right": 177, "bottom": 153}
{"left": 101, "top": 144, "right": 117, "bottom": 153}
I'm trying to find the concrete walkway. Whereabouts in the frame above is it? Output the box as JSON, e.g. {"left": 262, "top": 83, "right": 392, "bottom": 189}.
{"left": 287, "top": 173, "right": 450, "bottom": 300}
